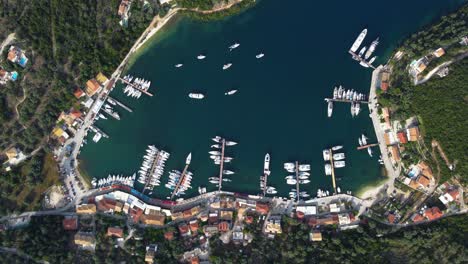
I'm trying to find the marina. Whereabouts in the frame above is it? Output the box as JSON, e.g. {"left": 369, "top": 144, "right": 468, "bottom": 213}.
{"left": 119, "top": 76, "right": 154, "bottom": 97}
{"left": 168, "top": 153, "right": 193, "bottom": 200}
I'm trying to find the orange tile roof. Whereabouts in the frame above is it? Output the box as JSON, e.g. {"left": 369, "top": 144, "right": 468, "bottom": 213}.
{"left": 449, "top": 190, "right": 459, "bottom": 200}
{"left": 255, "top": 202, "right": 270, "bottom": 214}
{"left": 384, "top": 133, "right": 391, "bottom": 145}
{"left": 86, "top": 79, "right": 100, "bottom": 96}
{"left": 408, "top": 127, "right": 420, "bottom": 141}
{"left": 178, "top": 224, "right": 189, "bottom": 235}
{"left": 70, "top": 110, "right": 82, "bottom": 119}
{"left": 390, "top": 145, "right": 401, "bottom": 161}
{"left": 245, "top": 216, "right": 253, "bottom": 224}
{"left": 164, "top": 231, "right": 174, "bottom": 240}
{"left": 7, "top": 49, "right": 17, "bottom": 62}
{"left": 107, "top": 227, "right": 124, "bottom": 238}
{"left": 218, "top": 221, "right": 229, "bottom": 232}
{"left": 74, "top": 88, "right": 84, "bottom": 98}
{"left": 189, "top": 221, "right": 199, "bottom": 232}
{"left": 397, "top": 132, "right": 408, "bottom": 144}
{"left": 191, "top": 257, "right": 200, "bottom": 264}
{"left": 417, "top": 175, "right": 431, "bottom": 187}
{"left": 424, "top": 207, "right": 443, "bottom": 221}
{"left": 412, "top": 214, "right": 425, "bottom": 223}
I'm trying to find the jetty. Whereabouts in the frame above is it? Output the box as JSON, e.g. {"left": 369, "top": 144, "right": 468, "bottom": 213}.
{"left": 119, "top": 77, "right": 154, "bottom": 97}
{"left": 329, "top": 149, "right": 337, "bottom": 194}
{"left": 142, "top": 152, "right": 162, "bottom": 192}
{"left": 261, "top": 173, "right": 269, "bottom": 197}
{"left": 295, "top": 161, "right": 300, "bottom": 202}
{"left": 170, "top": 163, "right": 190, "bottom": 200}
{"left": 348, "top": 50, "right": 376, "bottom": 69}
{"left": 357, "top": 143, "right": 378, "bottom": 150}
{"left": 102, "top": 108, "right": 121, "bottom": 120}
{"left": 217, "top": 139, "right": 226, "bottom": 191}
{"left": 108, "top": 96, "right": 133, "bottom": 112}
{"left": 325, "top": 98, "right": 369, "bottom": 104}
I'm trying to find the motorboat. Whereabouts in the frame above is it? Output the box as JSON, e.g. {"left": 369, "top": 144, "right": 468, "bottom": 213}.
{"left": 256, "top": 53, "right": 264, "bottom": 59}
{"left": 324, "top": 164, "right": 332, "bottom": 175}
{"left": 367, "top": 147, "right": 373, "bottom": 157}
{"left": 197, "top": 54, "right": 206, "bottom": 60}
{"left": 299, "top": 172, "right": 310, "bottom": 176}
{"left": 189, "top": 93, "right": 205, "bottom": 99}
{"left": 264, "top": 153, "right": 271, "bottom": 176}
{"left": 298, "top": 175, "right": 309, "bottom": 180}
{"left": 222, "top": 63, "right": 232, "bottom": 70}
{"left": 333, "top": 87, "right": 338, "bottom": 99}
{"left": 209, "top": 180, "right": 218, "bottom": 184}
{"left": 337, "top": 187, "right": 341, "bottom": 193}
{"left": 299, "top": 164, "right": 310, "bottom": 171}
{"left": 350, "top": 29, "right": 367, "bottom": 53}
{"left": 365, "top": 38, "right": 379, "bottom": 59}
{"left": 212, "top": 136, "right": 222, "bottom": 142}
{"left": 266, "top": 186, "right": 277, "bottom": 194}
{"left": 229, "top": 43, "right": 240, "bottom": 50}
{"left": 332, "top": 145, "right": 343, "bottom": 151}
{"left": 361, "top": 134, "right": 368, "bottom": 145}
{"left": 225, "top": 89, "right": 238, "bottom": 96}
{"left": 327, "top": 101, "right": 333, "bottom": 117}
{"left": 209, "top": 151, "right": 221, "bottom": 155}
{"left": 358, "top": 137, "right": 363, "bottom": 146}
{"left": 334, "top": 161, "right": 346, "bottom": 168}
{"left": 322, "top": 149, "right": 330, "bottom": 161}
{"left": 333, "top": 153, "right": 345, "bottom": 160}
{"left": 299, "top": 179, "right": 310, "bottom": 184}
{"left": 284, "top": 162, "right": 295, "bottom": 171}
{"left": 175, "top": 64, "right": 183, "bottom": 68}
{"left": 211, "top": 144, "right": 221, "bottom": 149}
{"left": 368, "top": 56, "right": 377, "bottom": 65}
{"left": 354, "top": 103, "right": 361, "bottom": 116}
{"left": 358, "top": 46, "right": 367, "bottom": 57}
{"left": 225, "top": 141, "right": 237, "bottom": 146}
{"left": 223, "top": 170, "right": 234, "bottom": 175}
{"left": 286, "top": 179, "right": 297, "bottom": 185}
{"left": 285, "top": 175, "right": 295, "bottom": 180}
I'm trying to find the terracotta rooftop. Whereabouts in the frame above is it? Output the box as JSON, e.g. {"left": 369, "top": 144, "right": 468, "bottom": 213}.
{"left": 164, "top": 231, "right": 174, "bottom": 240}
{"left": 178, "top": 224, "right": 190, "bottom": 235}
{"left": 218, "top": 221, "right": 229, "bottom": 232}
{"left": 412, "top": 214, "right": 425, "bottom": 223}
{"left": 107, "top": 227, "right": 124, "bottom": 238}
{"left": 424, "top": 207, "right": 443, "bottom": 221}
{"left": 397, "top": 131, "right": 408, "bottom": 144}
{"left": 255, "top": 202, "right": 270, "bottom": 214}
{"left": 387, "top": 214, "right": 395, "bottom": 224}
{"left": 189, "top": 220, "right": 199, "bottom": 232}
{"left": 73, "top": 88, "right": 84, "bottom": 98}
{"left": 62, "top": 217, "right": 78, "bottom": 230}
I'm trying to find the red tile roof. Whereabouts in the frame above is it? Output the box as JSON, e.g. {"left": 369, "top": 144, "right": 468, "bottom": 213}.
{"left": 189, "top": 221, "right": 199, "bottom": 232}
{"left": 164, "top": 231, "right": 174, "bottom": 240}
{"left": 73, "top": 88, "right": 84, "bottom": 98}
{"left": 412, "top": 214, "right": 425, "bottom": 223}
{"left": 107, "top": 227, "right": 124, "bottom": 238}
{"left": 245, "top": 216, "right": 253, "bottom": 224}
{"left": 218, "top": 221, "right": 229, "bottom": 232}
{"left": 424, "top": 207, "right": 443, "bottom": 221}
{"left": 62, "top": 217, "right": 78, "bottom": 230}
{"left": 129, "top": 207, "right": 143, "bottom": 222}
{"left": 178, "top": 224, "right": 189, "bottom": 235}
{"left": 387, "top": 214, "right": 395, "bottom": 224}
{"left": 397, "top": 131, "right": 408, "bottom": 144}
{"left": 255, "top": 202, "right": 270, "bottom": 214}
{"left": 449, "top": 190, "right": 459, "bottom": 200}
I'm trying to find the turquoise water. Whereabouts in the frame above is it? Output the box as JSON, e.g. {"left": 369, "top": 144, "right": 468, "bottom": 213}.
{"left": 80, "top": 0, "right": 465, "bottom": 199}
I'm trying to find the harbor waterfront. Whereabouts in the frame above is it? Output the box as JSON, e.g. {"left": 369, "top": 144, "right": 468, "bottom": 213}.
{"left": 79, "top": 0, "right": 465, "bottom": 200}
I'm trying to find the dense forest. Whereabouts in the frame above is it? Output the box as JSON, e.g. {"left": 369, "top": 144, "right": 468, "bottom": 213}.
{"left": 378, "top": 4, "right": 467, "bottom": 183}
{"left": 0, "top": 214, "right": 466, "bottom": 263}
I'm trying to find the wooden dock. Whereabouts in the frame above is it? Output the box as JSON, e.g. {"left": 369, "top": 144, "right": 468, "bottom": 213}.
{"left": 218, "top": 139, "right": 226, "bottom": 191}
{"left": 119, "top": 78, "right": 154, "bottom": 97}
{"left": 329, "top": 149, "right": 337, "bottom": 194}
{"left": 107, "top": 96, "right": 133, "bottom": 112}
{"left": 357, "top": 143, "right": 378, "bottom": 150}
{"left": 325, "top": 98, "right": 369, "bottom": 104}
{"left": 348, "top": 50, "right": 376, "bottom": 69}
{"left": 170, "top": 164, "right": 189, "bottom": 200}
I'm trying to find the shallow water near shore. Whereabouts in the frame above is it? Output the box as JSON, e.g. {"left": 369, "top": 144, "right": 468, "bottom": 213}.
{"left": 80, "top": 0, "right": 465, "bottom": 199}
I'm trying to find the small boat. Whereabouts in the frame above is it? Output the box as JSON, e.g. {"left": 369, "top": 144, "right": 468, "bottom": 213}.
{"left": 285, "top": 175, "right": 295, "bottom": 180}
{"left": 322, "top": 149, "right": 330, "bottom": 161}
{"left": 333, "top": 87, "right": 338, "bottom": 99}
{"left": 266, "top": 186, "right": 277, "bottom": 194}
{"left": 225, "top": 89, "right": 238, "bottom": 96}
{"left": 223, "top": 63, "right": 232, "bottom": 70}
{"left": 332, "top": 145, "right": 343, "bottom": 151}
{"left": 298, "top": 175, "right": 309, "bottom": 180}
{"left": 229, "top": 43, "right": 240, "bottom": 50}
{"left": 298, "top": 164, "right": 310, "bottom": 171}
{"left": 361, "top": 134, "right": 368, "bottom": 145}
{"left": 324, "top": 164, "right": 332, "bottom": 175}
{"left": 223, "top": 170, "right": 234, "bottom": 175}
{"left": 211, "top": 144, "right": 221, "bottom": 149}
{"left": 354, "top": 103, "right": 361, "bottom": 116}
{"left": 212, "top": 136, "right": 222, "bottom": 143}
{"left": 334, "top": 161, "right": 346, "bottom": 168}
{"left": 189, "top": 93, "right": 205, "bottom": 99}
{"left": 367, "top": 147, "right": 373, "bottom": 157}
{"left": 368, "top": 56, "right": 377, "bottom": 65}
{"left": 284, "top": 162, "right": 295, "bottom": 171}
{"left": 333, "top": 153, "right": 345, "bottom": 160}
{"left": 299, "top": 179, "right": 310, "bottom": 184}
{"left": 209, "top": 151, "right": 221, "bottom": 155}
{"left": 327, "top": 101, "right": 333, "bottom": 117}
{"left": 358, "top": 46, "right": 367, "bottom": 57}
{"left": 197, "top": 55, "right": 206, "bottom": 60}
{"left": 175, "top": 64, "right": 183, "bottom": 68}
{"left": 337, "top": 187, "right": 341, "bottom": 193}
{"left": 286, "top": 179, "right": 297, "bottom": 185}
{"left": 358, "top": 138, "right": 363, "bottom": 146}
{"left": 256, "top": 53, "right": 264, "bottom": 59}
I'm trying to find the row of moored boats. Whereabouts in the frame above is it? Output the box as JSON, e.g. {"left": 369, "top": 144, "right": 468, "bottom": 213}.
{"left": 349, "top": 28, "right": 379, "bottom": 68}
{"left": 92, "top": 173, "right": 136, "bottom": 188}
{"left": 208, "top": 136, "right": 237, "bottom": 187}
{"left": 358, "top": 134, "right": 373, "bottom": 157}
{"left": 165, "top": 153, "right": 193, "bottom": 197}
{"left": 323, "top": 145, "right": 346, "bottom": 173}
{"left": 283, "top": 162, "right": 311, "bottom": 199}
{"left": 137, "top": 145, "right": 170, "bottom": 192}
{"left": 122, "top": 75, "right": 151, "bottom": 99}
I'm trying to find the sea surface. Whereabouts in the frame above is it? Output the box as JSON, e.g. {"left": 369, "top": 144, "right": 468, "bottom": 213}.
{"left": 80, "top": 0, "right": 465, "bottom": 199}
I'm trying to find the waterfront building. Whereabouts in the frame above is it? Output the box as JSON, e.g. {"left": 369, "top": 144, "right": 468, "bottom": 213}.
{"left": 424, "top": 207, "right": 443, "bottom": 221}
{"left": 255, "top": 202, "right": 270, "bottom": 215}
{"left": 329, "top": 203, "right": 340, "bottom": 213}
{"left": 85, "top": 79, "right": 101, "bottom": 97}
{"left": 432, "top": 48, "right": 445, "bottom": 58}
{"left": 380, "top": 71, "right": 390, "bottom": 92}
{"left": 96, "top": 72, "right": 109, "bottom": 85}
{"left": 407, "top": 126, "right": 421, "bottom": 141}
{"left": 76, "top": 204, "right": 97, "bottom": 214}
{"left": 296, "top": 205, "right": 317, "bottom": 216}
{"left": 308, "top": 215, "right": 339, "bottom": 227}
{"left": 389, "top": 145, "right": 401, "bottom": 162}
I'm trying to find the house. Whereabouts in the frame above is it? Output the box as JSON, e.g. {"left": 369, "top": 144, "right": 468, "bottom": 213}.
{"left": 264, "top": 218, "right": 282, "bottom": 234}
{"left": 97, "top": 198, "right": 123, "bottom": 213}
{"left": 218, "top": 221, "right": 230, "bottom": 232}
{"left": 203, "top": 225, "right": 219, "bottom": 237}
{"left": 416, "top": 174, "right": 431, "bottom": 188}
{"left": 85, "top": 79, "right": 101, "bottom": 96}
{"left": 411, "top": 214, "right": 425, "bottom": 223}
{"left": 380, "top": 71, "right": 390, "bottom": 92}
{"left": 407, "top": 127, "right": 420, "bottom": 141}
{"left": 76, "top": 204, "right": 97, "bottom": 214}
{"left": 308, "top": 215, "right": 339, "bottom": 227}
{"left": 245, "top": 216, "right": 254, "bottom": 224}
{"left": 387, "top": 214, "right": 396, "bottom": 224}
{"left": 129, "top": 206, "right": 144, "bottom": 222}
{"left": 410, "top": 58, "right": 428, "bottom": 74}
{"left": 329, "top": 203, "right": 340, "bottom": 213}
{"left": 189, "top": 220, "right": 199, "bottom": 233}
{"left": 433, "top": 48, "right": 445, "bottom": 58}
{"left": 337, "top": 213, "right": 351, "bottom": 225}
{"left": 309, "top": 230, "right": 322, "bottom": 242}
{"left": 96, "top": 72, "right": 109, "bottom": 85}
{"left": 74, "top": 233, "right": 96, "bottom": 249}
{"left": 179, "top": 223, "right": 191, "bottom": 237}
{"left": 140, "top": 214, "right": 165, "bottom": 226}
{"left": 424, "top": 207, "right": 443, "bottom": 221}
{"left": 389, "top": 145, "right": 401, "bottom": 162}
{"left": 74, "top": 88, "right": 85, "bottom": 99}
{"left": 145, "top": 245, "right": 157, "bottom": 264}
{"left": 208, "top": 212, "right": 219, "bottom": 224}
{"left": 439, "top": 189, "right": 459, "bottom": 205}
{"left": 164, "top": 231, "right": 174, "bottom": 240}
{"left": 255, "top": 202, "right": 270, "bottom": 215}
{"left": 296, "top": 205, "right": 317, "bottom": 216}
{"left": 107, "top": 227, "right": 124, "bottom": 238}
{"left": 219, "top": 210, "right": 233, "bottom": 221}
{"left": 397, "top": 131, "right": 408, "bottom": 144}
{"left": 62, "top": 216, "right": 78, "bottom": 230}
{"left": 7, "top": 46, "right": 28, "bottom": 67}
{"left": 5, "top": 147, "right": 19, "bottom": 162}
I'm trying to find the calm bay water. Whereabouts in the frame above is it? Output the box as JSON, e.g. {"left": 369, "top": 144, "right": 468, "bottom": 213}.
{"left": 80, "top": 0, "right": 465, "bottom": 198}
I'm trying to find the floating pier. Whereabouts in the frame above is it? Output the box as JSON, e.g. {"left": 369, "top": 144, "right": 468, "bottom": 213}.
{"left": 108, "top": 96, "right": 133, "bottom": 112}
{"left": 142, "top": 152, "right": 163, "bottom": 192}
{"left": 295, "top": 161, "right": 300, "bottom": 202}
{"left": 218, "top": 139, "right": 226, "bottom": 191}
{"left": 348, "top": 50, "right": 376, "bottom": 69}
{"left": 357, "top": 143, "right": 378, "bottom": 150}
{"left": 119, "top": 78, "right": 154, "bottom": 97}
{"left": 329, "top": 149, "right": 337, "bottom": 194}
{"left": 170, "top": 162, "right": 190, "bottom": 200}
{"left": 325, "top": 98, "right": 369, "bottom": 104}
{"left": 90, "top": 125, "right": 109, "bottom": 138}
